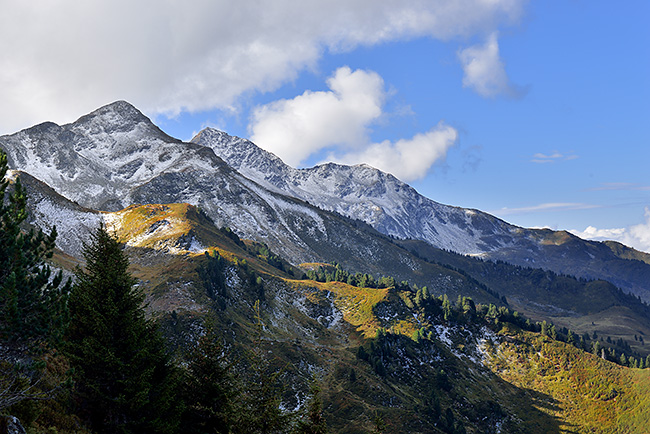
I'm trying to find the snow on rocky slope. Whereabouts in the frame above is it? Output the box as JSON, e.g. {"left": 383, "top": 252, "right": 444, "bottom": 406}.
{"left": 3, "top": 101, "right": 650, "bottom": 300}
{"left": 0, "top": 102, "right": 444, "bottom": 279}
{"left": 191, "top": 128, "right": 650, "bottom": 301}
{"left": 192, "top": 127, "right": 523, "bottom": 255}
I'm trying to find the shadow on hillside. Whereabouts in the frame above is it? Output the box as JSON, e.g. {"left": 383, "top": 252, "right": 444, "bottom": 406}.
{"left": 494, "top": 374, "right": 579, "bottom": 434}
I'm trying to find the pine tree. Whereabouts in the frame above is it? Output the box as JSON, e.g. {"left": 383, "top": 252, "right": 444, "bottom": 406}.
{"left": 182, "top": 324, "right": 237, "bottom": 434}
{"left": 293, "top": 382, "right": 327, "bottom": 434}
{"left": 65, "top": 225, "right": 180, "bottom": 434}
{"left": 0, "top": 150, "right": 70, "bottom": 412}
{"left": 232, "top": 301, "right": 293, "bottom": 434}
{"left": 0, "top": 150, "right": 69, "bottom": 349}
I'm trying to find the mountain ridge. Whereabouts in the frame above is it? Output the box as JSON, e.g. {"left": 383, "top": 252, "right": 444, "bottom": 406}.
{"left": 2, "top": 101, "right": 650, "bottom": 432}
{"left": 191, "top": 125, "right": 650, "bottom": 302}
{"left": 2, "top": 100, "right": 650, "bottom": 307}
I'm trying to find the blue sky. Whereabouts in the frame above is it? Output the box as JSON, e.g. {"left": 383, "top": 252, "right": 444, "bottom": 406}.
{"left": 1, "top": 1, "right": 649, "bottom": 251}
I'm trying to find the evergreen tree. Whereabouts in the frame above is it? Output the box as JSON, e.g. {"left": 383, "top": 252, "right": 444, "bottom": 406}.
{"left": 65, "top": 225, "right": 180, "bottom": 434}
{"left": 0, "top": 150, "right": 69, "bottom": 349}
{"left": 0, "top": 150, "right": 70, "bottom": 411}
{"left": 182, "top": 324, "right": 237, "bottom": 434}
{"left": 232, "top": 301, "right": 293, "bottom": 434}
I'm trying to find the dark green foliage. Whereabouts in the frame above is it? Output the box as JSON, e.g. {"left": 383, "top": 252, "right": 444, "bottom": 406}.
{"left": 0, "top": 150, "right": 70, "bottom": 414}
{"left": 65, "top": 225, "right": 180, "bottom": 434}
{"left": 304, "top": 264, "right": 400, "bottom": 290}
{"left": 182, "top": 325, "right": 236, "bottom": 434}
{"left": 0, "top": 150, "right": 69, "bottom": 349}
{"left": 231, "top": 358, "right": 292, "bottom": 433}
{"left": 220, "top": 226, "right": 244, "bottom": 247}
{"left": 371, "top": 414, "right": 386, "bottom": 433}
{"left": 198, "top": 250, "right": 228, "bottom": 306}
{"left": 247, "top": 242, "right": 286, "bottom": 272}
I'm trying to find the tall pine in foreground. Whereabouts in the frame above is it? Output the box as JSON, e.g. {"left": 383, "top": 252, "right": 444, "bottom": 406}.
{"left": 0, "top": 150, "right": 69, "bottom": 350}
{"left": 65, "top": 225, "right": 180, "bottom": 434}
{"left": 0, "top": 149, "right": 70, "bottom": 412}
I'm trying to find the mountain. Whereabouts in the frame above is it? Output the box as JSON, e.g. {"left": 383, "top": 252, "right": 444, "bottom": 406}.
{"left": 191, "top": 127, "right": 650, "bottom": 302}
{"left": 41, "top": 201, "right": 650, "bottom": 433}
{"left": 0, "top": 102, "right": 508, "bottom": 293}
{"left": 3, "top": 100, "right": 650, "bottom": 347}
{"left": 3, "top": 101, "right": 650, "bottom": 433}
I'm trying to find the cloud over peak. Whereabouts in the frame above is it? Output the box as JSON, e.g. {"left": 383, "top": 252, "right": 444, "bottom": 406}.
{"left": 249, "top": 67, "right": 385, "bottom": 167}
{"left": 0, "top": 0, "right": 526, "bottom": 133}
{"left": 249, "top": 67, "right": 458, "bottom": 182}
{"left": 570, "top": 207, "right": 650, "bottom": 253}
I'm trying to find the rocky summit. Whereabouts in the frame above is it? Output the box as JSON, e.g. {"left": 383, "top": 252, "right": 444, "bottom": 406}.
{"left": 2, "top": 101, "right": 650, "bottom": 433}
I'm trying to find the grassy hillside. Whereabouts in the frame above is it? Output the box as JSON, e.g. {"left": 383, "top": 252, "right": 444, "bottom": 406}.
{"left": 486, "top": 325, "right": 650, "bottom": 433}
{"left": 35, "top": 202, "right": 650, "bottom": 434}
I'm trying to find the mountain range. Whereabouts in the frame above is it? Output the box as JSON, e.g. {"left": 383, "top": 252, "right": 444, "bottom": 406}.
{"left": 3, "top": 100, "right": 650, "bottom": 299}
{"left": 2, "top": 101, "right": 650, "bottom": 432}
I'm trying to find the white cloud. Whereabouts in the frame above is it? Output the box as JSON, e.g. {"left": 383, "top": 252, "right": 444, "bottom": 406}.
{"left": 0, "top": 0, "right": 525, "bottom": 133}
{"left": 458, "top": 32, "right": 521, "bottom": 98}
{"left": 530, "top": 151, "right": 579, "bottom": 164}
{"left": 588, "top": 182, "right": 650, "bottom": 191}
{"left": 248, "top": 67, "right": 458, "bottom": 181}
{"left": 327, "top": 124, "right": 458, "bottom": 182}
{"left": 249, "top": 67, "right": 385, "bottom": 167}
{"left": 570, "top": 208, "right": 650, "bottom": 253}
{"left": 494, "top": 202, "right": 600, "bottom": 216}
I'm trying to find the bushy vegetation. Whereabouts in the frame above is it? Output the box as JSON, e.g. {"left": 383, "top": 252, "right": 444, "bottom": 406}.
{"left": 303, "top": 263, "right": 406, "bottom": 290}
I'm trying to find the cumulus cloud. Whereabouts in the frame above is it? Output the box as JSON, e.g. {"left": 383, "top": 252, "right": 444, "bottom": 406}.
{"left": 570, "top": 208, "right": 650, "bottom": 253}
{"left": 249, "top": 67, "right": 385, "bottom": 167}
{"left": 248, "top": 67, "right": 458, "bottom": 181}
{"left": 0, "top": 0, "right": 525, "bottom": 133}
{"left": 326, "top": 125, "right": 458, "bottom": 182}
{"left": 458, "top": 32, "right": 522, "bottom": 98}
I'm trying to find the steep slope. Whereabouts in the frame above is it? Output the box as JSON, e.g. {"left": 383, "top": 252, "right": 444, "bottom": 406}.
{"left": 399, "top": 238, "right": 650, "bottom": 358}
{"left": 43, "top": 201, "right": 650, "bottom": 433}
{"left": 0, "top": 101, "right": 432, "bottom": 270}
{"left": 0, "top": 102, "right": 515, "bottom": 302}
{"left": 8, "top": 170, "right": 102, "bottom": 258}
{"left": 191, "top": 127, "right": 512, "bottom": 254}
{"left": 192, "top": 127, "right": 650, "bottom": 301}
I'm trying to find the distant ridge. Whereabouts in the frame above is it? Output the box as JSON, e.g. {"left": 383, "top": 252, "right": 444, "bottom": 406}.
{"left": 193, "top": 126, "right": 650, "bottom": 301}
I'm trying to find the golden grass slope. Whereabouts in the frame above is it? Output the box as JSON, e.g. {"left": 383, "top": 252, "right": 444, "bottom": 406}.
{"left": 486, "top": 326, "right": 650, "bottom": 433}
